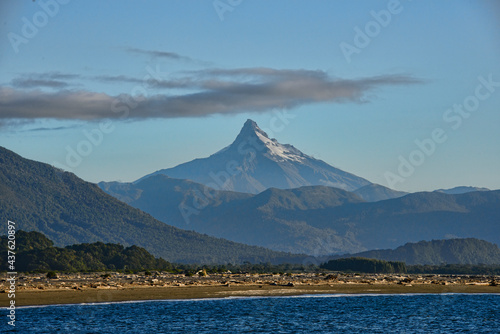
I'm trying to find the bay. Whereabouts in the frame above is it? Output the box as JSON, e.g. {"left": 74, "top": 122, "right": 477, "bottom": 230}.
{"left": 2, "top": 294, "right": 499, "bottom": 333}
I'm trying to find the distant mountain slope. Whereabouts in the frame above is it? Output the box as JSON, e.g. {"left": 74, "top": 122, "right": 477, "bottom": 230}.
{"left": 0, "top": 146, "right": 305, "bottom": 264}
{"left": 204, "top": 189, "right": 500, "bottom": 255}
{"left": 334, "top": 238, "right": 500, "bottom": 265}
{"left": 137, "top": 119, "right": 371, "bottom": 193}
{"left": 305, "top": 190, "right": 500, "bottom": 252}
{"left": 434, "top": 186, "right": 490, "bottom": 195}
{"left": 353, "top": 183, "right": 408, "bottom": 202}
{"left": 100, "top": 175, "right": 253, "bottom": 226}
{"left": 101, "top": 173, "right": 500, "bottom": 256}
{"left": 100, "top": 176, "right": 366, "bottom": 255}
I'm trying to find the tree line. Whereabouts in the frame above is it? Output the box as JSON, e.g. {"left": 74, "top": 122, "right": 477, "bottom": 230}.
{"left": 2, "top": 231, "right": 500, "bottom": 275}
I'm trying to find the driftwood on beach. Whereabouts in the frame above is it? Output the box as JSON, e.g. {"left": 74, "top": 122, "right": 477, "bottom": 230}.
{"left": 1, "top": 272, "right": 499, "bottom": 307}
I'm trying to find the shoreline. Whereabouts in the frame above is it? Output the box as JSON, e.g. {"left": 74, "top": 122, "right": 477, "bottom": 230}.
{"left": 7, "top": 284, "right": 500, "bottom": 307}
{"left": 2, "top": 272, "right": 499, "bottom": 307}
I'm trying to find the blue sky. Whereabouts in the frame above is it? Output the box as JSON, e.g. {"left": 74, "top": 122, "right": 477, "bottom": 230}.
{"left": 1, "top": 0, "right": 499, "bottom": 192}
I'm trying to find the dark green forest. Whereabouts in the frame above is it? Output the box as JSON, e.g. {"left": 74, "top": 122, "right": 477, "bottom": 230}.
{"left": 407, "top": 264, "right": 500, "bottom": 275}
{"left": 1, "top": 231, "right": 173, "bottom": 272}
{"left": 320, "top": 257, "right": 407, "bottom": 273}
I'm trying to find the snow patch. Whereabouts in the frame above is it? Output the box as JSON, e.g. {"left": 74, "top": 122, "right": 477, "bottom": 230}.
{"left": 255, "top": 131, "right": 305, "bottom": 162}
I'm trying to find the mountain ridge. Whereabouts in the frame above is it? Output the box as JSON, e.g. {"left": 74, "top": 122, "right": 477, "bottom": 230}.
{"left": 434, "top": 186, "right": 491, "bottom": 195}
{"left": 100, "top": 173, "right": 500, "bottom": 255}
{"left": 100, "top": 175, "right": 366, "bottom": 254}
{"left": 331, "top": 238, "right": 500, "bottom": 265}
{"left": 353, "top": 183, "right": 408, "bottom": 202}
{"left": 0, "top": 146, "right": 305, "bottom": 264}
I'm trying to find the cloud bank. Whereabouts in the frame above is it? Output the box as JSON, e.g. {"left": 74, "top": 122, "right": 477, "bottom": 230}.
{"left": 0, "top": 68, "right": 421, "bottom": 121}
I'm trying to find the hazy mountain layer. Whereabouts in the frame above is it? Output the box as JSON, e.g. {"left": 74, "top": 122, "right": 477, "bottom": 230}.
{"left": 434, "top": 186, "right": 490, "bottom": 195}
{"left": 101, "top": 174, "right": 500, "bottom": 255}
{"left": 332, "top": 238, "right": 500, "bottom": 265}
{"left": 353, "top": 183, "right": 408, "bottom": 202}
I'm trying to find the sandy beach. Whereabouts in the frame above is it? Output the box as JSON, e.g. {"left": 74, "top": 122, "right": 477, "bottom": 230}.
{"left": 2, "top": 272, "right": 499, "bottom": 307}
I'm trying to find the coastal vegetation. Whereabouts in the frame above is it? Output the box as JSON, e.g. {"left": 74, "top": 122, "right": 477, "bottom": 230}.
{"left": 3, "top": 231, "right": 500, "bottom": 275}
{"left": 0, "top": 231, "right": 174, "bottom": 272}
{"left": 320, "top": 257, "right": 407, "bottom": 273}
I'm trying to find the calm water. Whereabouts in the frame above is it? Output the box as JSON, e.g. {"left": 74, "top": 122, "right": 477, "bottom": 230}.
{"left": 1, "top": 294, "right": 499, "bottom": 333}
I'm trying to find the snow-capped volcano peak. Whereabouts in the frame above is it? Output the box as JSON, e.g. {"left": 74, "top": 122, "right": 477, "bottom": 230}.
{"left": 230, "top": 119, "right": 305, "bottom": 162}
{"left": 138, "top": 119, "right": 371, "bottom": 193}
{"left": 234, "top": 119, "right": 270, "bottom": 141}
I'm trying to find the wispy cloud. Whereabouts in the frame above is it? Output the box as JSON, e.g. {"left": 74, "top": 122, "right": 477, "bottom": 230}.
{"left": 23, "top": 125, "right": 80, "bottom": 132}
{"left": 11, "top": 78, "right": 69, "bottom": 89}
{"left": 92, "top": 74, "right": 144, "bottom": 84}
{"left": 125, "top": 47, "right": 208, "bottom": 65}
{"left": 10, "top": 72, "right": 80, "bottom": 89}
{"left": 92, "top": 74, "right": 196, "bottom": 89}
{"left": 0, "top": 68, "right": 422, "bottom": 122}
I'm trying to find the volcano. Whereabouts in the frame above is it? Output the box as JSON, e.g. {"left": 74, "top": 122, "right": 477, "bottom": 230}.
{"left": 137, "top": 119, "right": 371, "bottom": 193}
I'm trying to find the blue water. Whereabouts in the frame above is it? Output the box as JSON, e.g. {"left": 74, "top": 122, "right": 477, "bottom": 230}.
{"left": 2, "top": 294, "right": 499, "bottom": 333}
